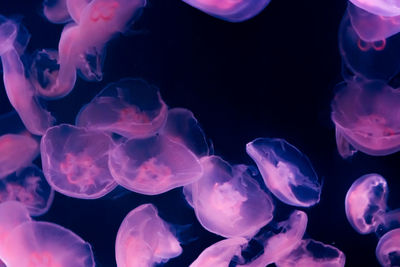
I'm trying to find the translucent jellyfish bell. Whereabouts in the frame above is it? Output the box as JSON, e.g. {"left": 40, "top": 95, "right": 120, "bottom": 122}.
{"left": 376, "top": 228, "right": 400, "bottom": 267}
{"left": 1, "top": 221, "right": 95, "bottom": 267}
{"left": 331, "top": 80, "right": 400, "bottom": 157}
{"left": 246, "top": 138, "right": 321, "bottom": 207}
{"left": 349, "top": 0, "right": 400, "bottom": 17}
{"left": 345, "top": 174, "right": 388, "bottom": 234}
{"left": 190, "top": 237, "right": 248, "bottom": 267}
{"left": 184, "top": 156, "right": 274, "bottom": 238}
{"left": 109, "top": 135, "right": 203, "bottom": 195}
{"left": 182, "top": 0, "right": 271, "bottom": 22}
{"left": 41, "top": 124, "right": 117, "bottom": 199}
{"left": 115, "top": 204, "right": 182, "bottom": 267}
{"left": 42, "top": 0, "right": 72, "bottom": 24}
{"left": 76, "top": 79, "right": 168, "bottom": 138}
{"left": 0, "top": 165, "right": 54, "bottom": 216}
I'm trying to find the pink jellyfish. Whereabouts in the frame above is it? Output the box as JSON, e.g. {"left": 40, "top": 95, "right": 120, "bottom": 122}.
{"left": 184, "top": 156, "right": 274, "bottom": 238}
{"left": 331, "top": 80, "right": 400, "bottom": 157}
{"left": 115, "top": 204, "right": 182, "bottom": 267}
{"left": 376, "top": 228, "right": 400, "bottom": 267}
{"left": 246, "top": 138, "right": 321, "bottom": 207}
{"left": 0, "top": 17, "right": 55, "bottom": 135}
{"left": 76, "top": 79, "right": 168, "bottom": 139}
{"left": 41, "top": 124, "right": 117, "bottom": 199}
{"left": 43, "top": 0, "right": 91, "bottom": 24}
{"left": 349, "top": 0, "right": 400, "bottom": 17}
{"left": 0, "top": 165, "right": 54, "bottom": 216}
{"left": 1, "top": 221, "right": 95, "bottom": 267}
{"left": 190, "top": 237, "right": 248, "bottom": 267}
{"left": 182, "top": 0, "right": 271, "bottom": 22}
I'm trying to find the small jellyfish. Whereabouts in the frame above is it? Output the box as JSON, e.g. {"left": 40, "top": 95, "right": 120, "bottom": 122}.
{"left": 190, "top": 237, "right": 248, "bottom": 267}
{"left": 376, "top": 228, "right": 400, "bottom": 267}
{"left": 41, "top": 124, "right": 117, "bottom": 199}
{"left": 42, "top": 0, "right": 72, "bottom": 24}
{"left": 339, "top": 12, "right": 400, "bottom": 81}
{"left": 184, "top": 156, "right": 274, "bottom": 238}
{"left": 345, "top": 174, "right": 388, "bottom": 234}
{"left": 0, "top": 134, "right": 39, "bottom": 179}
{"left": 0, "top": 165, "right": 54, "bottom": 217}
{"left": 161, "top": 108, "right": 209, "bottom": 157}
{"left": 349, "top": 0, "right": 400, "bottom": 17}
{"left": 246, "top": 138, "right": 321, "bottom": 207}
{"left": 115, "top": 204, "right": 182, "bottom": 267}
{"left": 0, "top": 17, "right": 55, "bottom": 135}
{"left": 1, "top": 221, "right": 95, "bottom": 267}
{"left": 331, "top": 80, "right": 400, "bottom": 157}
{"left": 109, "top": 135, "right": 203, "bottom": 195}
{"left": 182, "top": 0, "right": 271, "bottom": 22}
{"left": 76, "top": 79, "right": 168, "bottom": 138}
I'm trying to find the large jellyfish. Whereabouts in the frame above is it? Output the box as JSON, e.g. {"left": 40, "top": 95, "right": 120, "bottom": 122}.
{"left": 246, "top": 138, "right": 321, "bottom": 207}
{"left": 182, "top": 0, "right": 271, "bottom": 22}
{"left": 0, "top": 165, "right": 54, "bottom": 216}
{"left": 349, "top": 0, "right": 400, "bottom": 17}
{"left": 0, "top": 17, "right": 55, "bottom": 135}
{"left": 376, "top": 228, "right": 400, "bottom": 267}
{"left": 32, "top": 0, "right": 147, "bottom": 99}
{"left": 331, "top": 80, "right": 400, "bottom": 158}
{"left": 115, "top": 204, "right": 182, "bottom": 267}
{"left": 1, "top": 221, "right": 95, "bottom": 267}
{"left": 76, "top": 79, "right": 168, "bottom": 139}
{"left": 183, "top": 156, "right": 274, "bottom": 238}
{"left": 109, "top": 135, "right": 203, "bottom": 195}
{"left": 41, "top": 124, "right": 117, "bottom": 199}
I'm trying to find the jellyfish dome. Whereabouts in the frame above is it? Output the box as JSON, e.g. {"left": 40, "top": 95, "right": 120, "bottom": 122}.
{"left": 376, "top": 228, "right": 400, "bottom": 267}
{"left": 41, "top": 124, "right": 117, "bottom": 199}
{"left": 115, "top": 204, "right": 182, "bottom": 267}
{"left": 349, "top": 0, "right": 400, "bottom": 17}
{"left": 246, "top": 138, "right": 321, "bottom": 207}
{"left": 1, "top": 221, "right": 95, "bottom": 267}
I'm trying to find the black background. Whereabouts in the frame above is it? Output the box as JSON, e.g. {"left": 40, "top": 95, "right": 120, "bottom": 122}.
{"left": 1, "top": 0, "right": 400, "bottom": 266}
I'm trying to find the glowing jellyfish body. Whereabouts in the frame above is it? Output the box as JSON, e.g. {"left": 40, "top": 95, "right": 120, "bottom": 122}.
{"left": 43, "top": 0, "right": 71, "bottom": 24}
{"left": 331, "top": 80, "right": 400, "bottom": 157}
{"left": 76, "top": 79, "right": 168, "bottom": 138}
{"left": 0, "top": 18, "right": 55, "bottom": 135}
{"left": 376, "top": 228, "right": 400, "bottom": 267}
{"left": 182, "top": 0, "right": 271, "bottom": 22}
{"left": 246, "top": 138, "right": 321, "bottom": 207}
{"left": 1, "top": 221, "right": 95, "bottom": 267}
{"left": 109, "top": 135, "right": 203, "bottom": 195}
{"left": 0, "top": 165, "right": 54, "bottom": 216}
{"left": 276, "top": 239, "right": 346, "bottom": 267}
{"left": 41, "top": 124, "right": 117, "bottom": 199}
{"left": 349, "top": 0, "right": 400, "bottom": 17}
{"left": 184, "top": 156, "right": 274, "bottom": 238}
{"left": 115, "top": 204, "right": 182, "bottom": 267}
{"left": 190, "top": 237, "right": 248, "bottom": 267}
{"left": 0, "top": 134, "right": 39, "bottom": 178}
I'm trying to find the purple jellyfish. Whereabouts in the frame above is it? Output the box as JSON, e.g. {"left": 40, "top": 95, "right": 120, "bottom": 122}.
{"left": 184, "top": 156, "right": 274, "bottom": 238}
{"left": 246, "top": 138, "right": 321, "bottom": 207}
{"left": 109, "top": 135, "right": 203, "bottom": 195}
{"left": 115, "top": 204, "right": 182, "bottom": 267}
{"left": 349, "top": 0, "right": 400, "bottom": 17}
{"left": 376, "top": 228, "right": 400, "bottom": 267}
{"left": 182, "top": 0, "right": 271, "bottom": 22}
{"left": 42, "top": 0, "right": 71, "bottom": 24}
{"left": 76, "top": 79, "right": 168, "bottom": 139}
{"left": 41, "top": 124, "right": 117, "bottom": 199}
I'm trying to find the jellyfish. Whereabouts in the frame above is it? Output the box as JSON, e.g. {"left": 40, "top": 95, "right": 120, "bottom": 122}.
{"left": 376, "top": 228, "right": 400, "bottom": 267}
{"left": 76, "top": 79, "right": 168, "bottom": 139}
{"left": 331, "top": 80, "right": 400, "bottom": 157}
{"left": 0, "top": 17, "right": 55, "bottom": 135}
{"left": 184, "top": 156, "right": 274, "bottom": 238}
{"left": 0, "top": 134, "right": 39, "bottom": 179}
{"left": 182, "top": 0, "right": 271, "bottom": 22}
{"left": 0, "top": 165, "right": 54, "bottom": 217}
{"left": 115, "top": 204, "right": 182, "bottom": 267}
{"left": 349, "top": 0, "right": 400, "bottom": 17}
{"left": 190, "top": 237, "right": 248, "bottom": 267}
{"left": 109, "top": 135, "right": 203, "bottom": 195}
{"left": 1, "top": 221, "right": 95, "bottom": 267}
{"left": 41, "top": 124, "right": 117, "bottom": 199}
{"left": 339, "top": 12, "right": 400, "bottom": 81}
{"left": 43, "top": 0, "right": 91, "bottom": 24}
{"left": 32, "top": 0, "right": 147, "bottom": 99}
{"left": 246, "top": 138, "right": 321, "bottom": 207}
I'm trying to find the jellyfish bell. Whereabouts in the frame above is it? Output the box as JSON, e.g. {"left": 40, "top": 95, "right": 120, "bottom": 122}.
{"left": 42, "top": 0, "right": 72, "bottom": 24}
{"left": 349, "top": 0, "right": 400, "bottom": 17}
{"left": 246, "top": 138, "right": 321, "bottom": 207}
{"left": 376, "top": 228, "right": 400, "bottom": 267}
{"left": 115, "top": 204, "right": 182, "bottom": 267}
